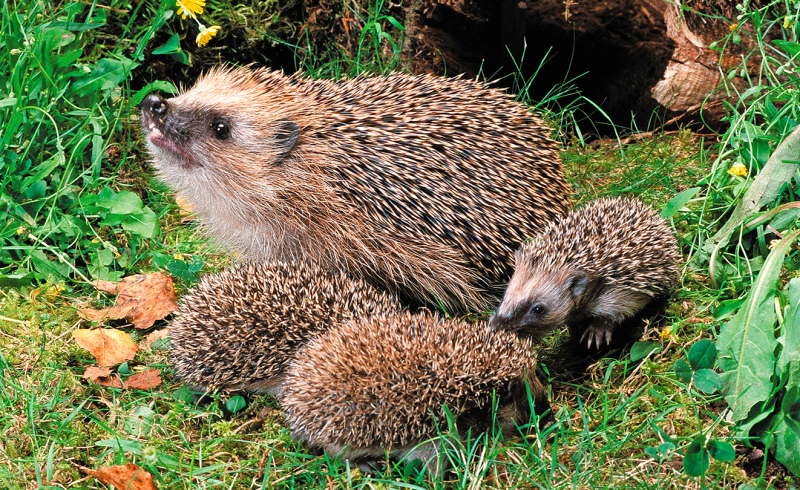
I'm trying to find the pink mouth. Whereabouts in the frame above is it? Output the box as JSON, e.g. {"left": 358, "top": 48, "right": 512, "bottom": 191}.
{"left": 145, "top": 119, "right": 198, "bottom": 167}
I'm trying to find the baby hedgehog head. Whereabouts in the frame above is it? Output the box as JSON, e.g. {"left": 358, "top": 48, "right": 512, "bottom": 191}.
{"left": 168, "top": 260, "right": 402, "bottom": 395}
{"left": 281, "top": 311, "right": 548, "bottom": 474}
{"left": 490, "top": 196, "right": 680, "bottom": 349}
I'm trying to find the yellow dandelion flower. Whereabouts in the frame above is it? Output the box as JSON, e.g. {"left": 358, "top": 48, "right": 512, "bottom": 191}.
{"left": 768, "top": 239, "right": 781, "bottom": 250}
{"left": 196, "top": 25, "right": 220, "bottom": 47}
{"left": 729, "top": 23, "right": 738, "bottom": 31}
{"left": 728, "top": 162, "right": 747, "bottom": 177}
{"left": 16, "top": 226, "right": 25, "bottom": 235}
{"left": 174, "top": 253, "right": 185, "bottom": 261}
{"left": 176, "top": 0, "right": 204, "bottom": 19}
{"left": 784, "top": 16, "right": 795, "bottom": 30}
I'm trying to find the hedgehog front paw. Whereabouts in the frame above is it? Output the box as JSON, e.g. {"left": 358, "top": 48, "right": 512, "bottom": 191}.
{"left": 580, "top": 324, "right": 613, "bottom": 349}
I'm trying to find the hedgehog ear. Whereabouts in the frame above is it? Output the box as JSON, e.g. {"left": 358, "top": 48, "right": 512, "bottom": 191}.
{"left": 273, "top": 119, "right": 299, "bottom": 161}
{"left": 567, "top": 271, "right": 589, "bottom": 298}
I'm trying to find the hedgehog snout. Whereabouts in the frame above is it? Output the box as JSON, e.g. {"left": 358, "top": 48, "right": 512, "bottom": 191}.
{"left": 142, "top": 93, "right": 168, "bottom": 117}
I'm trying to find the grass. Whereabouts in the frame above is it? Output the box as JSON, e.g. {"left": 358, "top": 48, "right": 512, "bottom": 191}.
{"left": 2, "top": 0, "right": 800, "bottom": 488}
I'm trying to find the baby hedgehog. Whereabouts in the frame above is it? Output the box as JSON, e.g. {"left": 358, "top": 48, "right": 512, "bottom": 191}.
{"left": 281, "top": 311, "right": 549, "bottom": 474}
{"left": 141, "top": 66, "right": 571, "bottom": 311}
{"left": 489, "top": 196, "right": 680, "bottom": 349}
{"left": 169, "top": 260, "right": 402, "bottom": 395}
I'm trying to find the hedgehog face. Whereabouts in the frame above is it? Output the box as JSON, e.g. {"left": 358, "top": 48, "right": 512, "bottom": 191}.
{"left": 141, "top": 72, "right": 301, "bottom": 202}
{"left": 489, "top": 267, "right": 590, "bottom": 341}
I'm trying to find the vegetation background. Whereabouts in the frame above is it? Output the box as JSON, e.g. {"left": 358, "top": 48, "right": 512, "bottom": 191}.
{"left": 1, "top": 0, "right": 799, "bottom": 488}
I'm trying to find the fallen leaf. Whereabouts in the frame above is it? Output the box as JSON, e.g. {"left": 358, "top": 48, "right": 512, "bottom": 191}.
{"left": 78, "top": 463, "right": 158, "bottom": 490}
{"left": 82, "top": 365, "right": 125, "bottom": 388}
{"left": 175, "top": 193, "right": 196, "bottom": 217}
{"left": 126, "top": 368, "right": 162, "bottom": 390}
{"left": 78, "top": 273, "right": 178, "bottom": 329}
{"left": 73, "top": 329, "right": 138, "bottom": 367}
{"left": 139, "top": 329, "right": 169, "bottom": 351}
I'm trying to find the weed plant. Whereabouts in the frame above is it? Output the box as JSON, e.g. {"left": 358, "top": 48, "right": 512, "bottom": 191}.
{"left": 1, "top": 0, "right": 800, "bottom": 488}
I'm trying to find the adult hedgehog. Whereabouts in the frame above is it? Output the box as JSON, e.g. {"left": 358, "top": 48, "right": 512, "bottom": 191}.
{"left": 141, "top": 67, "right": 571, "bottom": 310}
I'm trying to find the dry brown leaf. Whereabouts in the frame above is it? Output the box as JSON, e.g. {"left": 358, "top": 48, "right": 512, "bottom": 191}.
{"left": 78, "top": 273, "right": 178, "bottom": 329}
{"left": 78, "top": 463, "right": 158, "bottom": 490}
{"left": 82, "top": 365, "right": 125, "bottom": 388}
{"left": 126, "top": 368, "right": 162, "bottom": 390}
{"left": 139, "top": 329, "right": 169, "bottom": 351}
{"left": 175, "top": 193, "right": 196, "bottom": 217}
{"left": 73, "top": 329, "right": 138, "bottom": 367}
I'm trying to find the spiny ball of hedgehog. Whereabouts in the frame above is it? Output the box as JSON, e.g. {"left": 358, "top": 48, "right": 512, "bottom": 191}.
{"left": 140, "top": 66, "right": 571, "bottom": 311}
{"left": 489, "top": 196, "right": 680, "bottom": 349}
{"left": 168, "top": 260, "right": 402, "bottom": 395}
{"left": 281, "top": 311, "right": 549, "bottom": 474}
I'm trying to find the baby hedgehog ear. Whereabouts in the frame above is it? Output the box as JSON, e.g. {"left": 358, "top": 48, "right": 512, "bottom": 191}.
{"left": 568, "top": 271, "right": 589, "bottom": 298}
{"left": 273, "top": 119, "right": 300, "bottom": 161}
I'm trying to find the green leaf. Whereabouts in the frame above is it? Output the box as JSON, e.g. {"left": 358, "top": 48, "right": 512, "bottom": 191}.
{"left": 130, "top": 80, "right": 178, "bottom": 106}
{"left": 226, "top": 396, "right": 246, "bottom": 414}
{"left": 70, "top": 57, "right": 138, "bottom": 97}
{"left": 773, "top": 39, "right": 800, "bottom": 58}
{"left": 123, "top": 406, "right": 156, "bottom": 437}
{"left": 152, "top": 33, "right": 182, "bottom": 55}
{"left": 688, "top": 339, "right": 717, "bottom": 370}
{"left": 777, "top": 278, "right": 800, "bottom": 389}
{"left": 675, "top": 359, "right": 692, "bottom": 383}
{"left": 683, "top": 436, "right": 710, "bottom": 477}
{"left": 693, "top": 369, "right": 722, "bottom": 394}
{"left": 703, "top": 125, "right": 800, "bottom": 264}
{"left": 661, "top": 187, "right": 700, "bottom": 219}
{"left": 707, "top": 440, "right": 735, "bottom": 461}
{"left": 114, "top": 206, "right": 158, "bottom": 238}
{"left": 167, "top": 258, "right": 200, "bottom": 286}
{"left": 630, "top": 340, "right": 660, "bottom": 361}
{"left": 774, "top": 385, "right": 800, "bottom": 474}
{"left": 717, "top": 230, "right": 800, "bottom": 423}
{"left": 0, "top": 272, "right": 36, "bottom": 288}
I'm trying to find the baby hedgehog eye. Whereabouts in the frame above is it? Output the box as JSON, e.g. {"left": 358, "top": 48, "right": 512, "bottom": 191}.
{"left": 212, "top": 121, "right": 230, "bottom": 139}
{"left": 532, "top": 304, "right": 545, "bottom": 315}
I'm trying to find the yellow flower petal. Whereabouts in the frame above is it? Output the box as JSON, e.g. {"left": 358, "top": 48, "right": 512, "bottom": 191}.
{"left": 727, "top": 162, "right": 748, "bottom": 177}
{"left": 176, "top": 0, "right": 204, "bottom": 19}
{"left": 729, "top": 23, "right": 738, "bottom": 31}
{"left": 196, "top": 25, "right": 220, "bottom": 47}
{"left": 784, "top": 16, "right": 794, "bottom": 30}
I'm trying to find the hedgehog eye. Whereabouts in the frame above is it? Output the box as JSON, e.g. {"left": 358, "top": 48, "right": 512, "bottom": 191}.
{"left": 531, "top": 304, "right": 545, "bottom": 315}
{"left": 211, "top": 121, "right": 230, "bottom": 140}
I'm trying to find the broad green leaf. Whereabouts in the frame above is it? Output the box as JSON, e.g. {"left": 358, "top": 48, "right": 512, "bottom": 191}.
{"left": 683, "top": 437, "right": 710, "bottom": 477}
{"left": 114, "top": 206, "right": 158, "bottom": 238}
{"left": 0, "top": 272, "right": 35, "bottom": 288}
{"left": 675, "top": 359, "right": 692, "bottom": 383}
{"left": 688, "top": 339, "right": 717, "bottom": 370}
{"left": 152, "top": 33, "right": 182, "bottom": 55}
{"left": 226, "top": 396, "right": 246, "bottom": 414}
{"left": 707, "top": 440, "right": 735, "bottom": 461}
{"left": 717, "top": 230, "right": 800, "bottom": 422}
{"left": 630, "top": 341, "right": 660, "bottom": 361}
{"left": 777, "top": 278, "right": 800, "bottom": 388}
{"left": 693, "top": 369, "right": 722, "bottom": 394}
{"left": 773, "top": 385, "right": 800, "bottom": 475}
{"left": 69, "top": 57, "right": 138, "bottom": 97}
{"left": 661, "top": 187, "right": 700, "bottom": 219}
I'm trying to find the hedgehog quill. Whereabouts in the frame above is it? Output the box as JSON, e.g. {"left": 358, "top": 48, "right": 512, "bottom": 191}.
{"left": 489, "top": 196, "right": 680, "bottom": 349}
{"left": 141, "top": 66, "right": 571, "bottom": 311}
{"left": 168, "top": 260, "right": 402, "bottom": 395}
{"left": 281, "top": 311, "right": 549, "bottom": 474}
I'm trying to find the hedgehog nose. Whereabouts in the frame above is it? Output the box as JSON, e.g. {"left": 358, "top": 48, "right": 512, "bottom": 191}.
{"left": 142, "top": 93, "right": 168, "bottom": 118}
{"left": 488, "top": 311, "right": 507, "bottom": 331}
